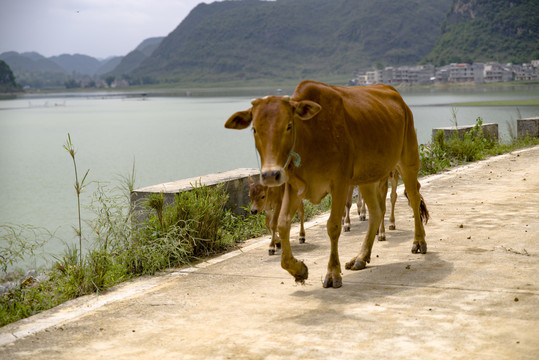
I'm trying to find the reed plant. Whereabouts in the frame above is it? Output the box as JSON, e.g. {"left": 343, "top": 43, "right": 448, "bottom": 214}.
{"left": 63, "top": 133, "right": 90, "bottom": 264}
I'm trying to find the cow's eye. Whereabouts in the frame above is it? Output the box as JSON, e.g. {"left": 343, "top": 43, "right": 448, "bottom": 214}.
{"left": 287, "top": 123, "right": 292, "bottom": 131}
{"left": 261, "top": 195, "right": 265, "bottom": 199}
{"left": 252, "top": 127, "right": 257, "bottom": 134}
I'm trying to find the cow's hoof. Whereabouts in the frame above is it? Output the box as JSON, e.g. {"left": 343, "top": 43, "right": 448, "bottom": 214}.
{"left": 293, "top": 262, "right": 309, "bottom": 284}
{"left": 389, "top": 225, "right": 396, "bottom": 230}
{"left": 411, "top": 243, "right": 427, "bottom": 254}
{"left": 268, "top": 249, "right": 275, "bottom": 256}
{"left": 323, "top": 275, "right": 343, "bottom": 288}
{"left": 359, "top": 216, "right": 367, "bottom": 221}
{"left": 378, "top": 234, "right": 386, "bottom": 241}
{"left": 345, "top": 259, "right": 367, "bottom": 271}
{"left": 343, "top": 225, "right": 351, "bottom": 232}
{"left": 299, "top": 237, "right": 306, "bottom": 244}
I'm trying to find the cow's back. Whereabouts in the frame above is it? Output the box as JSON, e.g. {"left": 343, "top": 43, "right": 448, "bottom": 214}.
{"left": 292, "top": 80, "right": 414, "bottom": 185}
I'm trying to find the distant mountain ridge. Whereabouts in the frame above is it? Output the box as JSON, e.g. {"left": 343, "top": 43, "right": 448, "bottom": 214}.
{"left": 0, "top": 52, "right": 65, "bottom": 73}
{"left": 132, "top": 0, "right": 451, "bottom": 82}
{"left": 49, "top": 54, "right": 102, "bottom": 75}
{"left": 1, "top": 0, "right": 537, "bottom": 88}
{"left": 0, "top": 37, "right": 164, "bottom": 88}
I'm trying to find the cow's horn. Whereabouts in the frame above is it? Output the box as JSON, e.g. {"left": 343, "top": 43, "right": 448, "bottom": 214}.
{"left": 250, "top": 98, "right": 259, "bottom": 106}
{"left": 282, "top": 95, "right": 290, "bottom": 102}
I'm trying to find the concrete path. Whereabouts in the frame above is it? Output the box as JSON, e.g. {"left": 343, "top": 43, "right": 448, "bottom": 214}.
{"left": 1, "top": 146, "right": 538, "bottom": 360}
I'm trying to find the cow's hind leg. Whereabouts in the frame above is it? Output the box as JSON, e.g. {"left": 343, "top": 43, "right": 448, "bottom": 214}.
{"left": 388, "top": 170, "right": 398, "bottom": 230}
{"left": 342, "top": 186, "right": 354, "bottom": 232}
{"left": 377, "top": 177, "right": 389, "bottom": 241}
{"left": 358, "top": 189, "right": 367, "bottom": 221}
{"left": 399, "top": 168, "right": 428, "bottom": 254}
{"left": 297, "top": 201, "right": 306, "bottom": 243}
{"left": 323, "top": 187, "right": 347, "bottom": 288}
{"left": 346, "top": 183, "right": 383, "bottom": 270}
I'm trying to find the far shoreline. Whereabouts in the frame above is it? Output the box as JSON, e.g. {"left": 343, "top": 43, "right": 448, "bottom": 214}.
{"left": 3, "top": 80, "right": 539, "bottom": 100}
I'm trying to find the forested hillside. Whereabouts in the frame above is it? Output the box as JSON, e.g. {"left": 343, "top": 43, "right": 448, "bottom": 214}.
{"left": 132, "top": 0, "right": 451, "bottom": 82}
{"left": 109, "top": 37, "right": 163, "bottom": 76}
{"left": 49, "top": 54, "right": 102, "bottom": 75}
{"left": 425, "top": 0, "right": 539, "bottom": 65}
{"left": 3, "top": 0, "right": 537, "bottom": 88}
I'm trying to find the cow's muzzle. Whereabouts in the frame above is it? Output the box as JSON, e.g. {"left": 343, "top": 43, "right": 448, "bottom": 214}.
{"left": 261, "top": 168, "right": 286, "bottom": 187}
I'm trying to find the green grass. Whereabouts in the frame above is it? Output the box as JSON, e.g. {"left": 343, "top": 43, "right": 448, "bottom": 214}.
{"left": 419, "top": 117, "right": 539, "bottom": 176}
{"left": 1, "top": 153, "right": 332, "bottom": 327}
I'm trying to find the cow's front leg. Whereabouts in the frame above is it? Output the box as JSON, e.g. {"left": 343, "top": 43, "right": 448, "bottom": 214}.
{"left": 323, "top": 188, "right": 347, "bottom": 288}
{"left": 278, "top": 184, "right": 308, "bottom": 283}
{"left": 346, "top": 183, "right": 383, "bottom": 270}
{"left": 267, "top": 211, "right": 278, "bottom": 255}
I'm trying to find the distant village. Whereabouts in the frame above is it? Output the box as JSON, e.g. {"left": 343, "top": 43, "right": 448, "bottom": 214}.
{"left": 350, "top": 60, "right": 539, "bottom": 86}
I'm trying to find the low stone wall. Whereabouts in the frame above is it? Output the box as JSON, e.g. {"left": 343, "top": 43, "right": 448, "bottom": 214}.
{"left": 432, "top": 123, "right": 499, "bottom": 141}
{"left": 517, "top": 117, "right": 539, "bottom": 139}
{"left": 130, "top": 168, "right": 261, "bottom": 219}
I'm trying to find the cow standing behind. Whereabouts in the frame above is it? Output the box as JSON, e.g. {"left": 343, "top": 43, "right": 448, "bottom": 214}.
{"left": 226, "top": 80, "right": 428, "bottom": 288}
{"left": 343, "top": 170, "right": 400, "bottom": 241}
{"left": 248, "top": 175, "right": 306, "bottom": 255}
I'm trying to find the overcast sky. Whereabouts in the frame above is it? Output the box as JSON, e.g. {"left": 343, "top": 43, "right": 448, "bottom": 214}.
{"left": 0, "top": 0, "right": 210, "bottom": 59}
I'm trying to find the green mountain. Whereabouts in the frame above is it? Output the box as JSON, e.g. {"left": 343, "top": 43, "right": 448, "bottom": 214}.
{"left": 50, "top": 54, "right": 102, "bottom": 75}
{"left": 132, "top": 0, "right": 452, "bottom": 82}
{"left": 424, "top": 0, "right": 539, "bottom": 65}
{"left": 110, "top": 37, "right": 164, "bottom": 76}
{"left": 0, "top": 52, "right": 68, "bottom": 88}
{"left": 0, "top": 52, "right": 65, "bottom": 74}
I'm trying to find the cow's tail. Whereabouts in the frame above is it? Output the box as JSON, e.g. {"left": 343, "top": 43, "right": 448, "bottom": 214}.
{"left": 404, "top": 189, "right": 430, "bottom": 225}
{"left": 419, "top": 193, "right": 429, "bottom": 224}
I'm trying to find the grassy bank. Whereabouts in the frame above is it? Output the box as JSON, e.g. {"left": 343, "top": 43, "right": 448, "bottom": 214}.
{"left": 0, "top": 138, "right": 332, "bottom": 327}
{"left": 1, "top": 123, "right": 539, "bottom": 327}
{"left": 419, "top": 118, "right": 539, "bottom": 175}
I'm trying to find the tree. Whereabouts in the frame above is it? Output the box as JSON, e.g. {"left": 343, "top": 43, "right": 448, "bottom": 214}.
{"left": 105, "top": 75, "right": 115, "bottom": 87}
{"left": 64, "top": 78, "right": 81, "bottom": 89}
{"left": 0, "top": 60, "right": 22, "bottom": 93}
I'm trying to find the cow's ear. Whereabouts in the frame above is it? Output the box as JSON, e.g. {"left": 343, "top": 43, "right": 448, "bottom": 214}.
{"left": 293, "top": 100, "right": 321, "bottom": 121}
{"left": 225, "top": 109, "right": 253, "bottom": 129}
{"left": 248, "top": 175, "right": 254, "bottom": 185}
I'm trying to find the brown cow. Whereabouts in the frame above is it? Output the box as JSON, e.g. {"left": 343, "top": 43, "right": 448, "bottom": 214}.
{"left": 248, "top": 175, "right": 306, "bottom": 256}
{"left": 343, "top": 170, "right": 400, "bottom": 241}
{"left": 225, "top": 80, "right": 428, "bottom": 288}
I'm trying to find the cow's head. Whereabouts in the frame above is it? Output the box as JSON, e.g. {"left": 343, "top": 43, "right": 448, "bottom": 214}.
{"left": 247, "top": 175, "right": 267, "bottom": 215}
{"left": 225, "top": 96, "right": 321, "bottom": 187}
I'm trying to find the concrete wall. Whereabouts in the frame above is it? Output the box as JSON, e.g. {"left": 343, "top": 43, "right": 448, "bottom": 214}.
{"left": 517, "top": 117, "right": 539, "bottom": 139}
{"left": 130, "top": 168, "right": 261, "bottom": 221}
{"left": 432, "top": 123, "right": 498, "bottom": 141}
